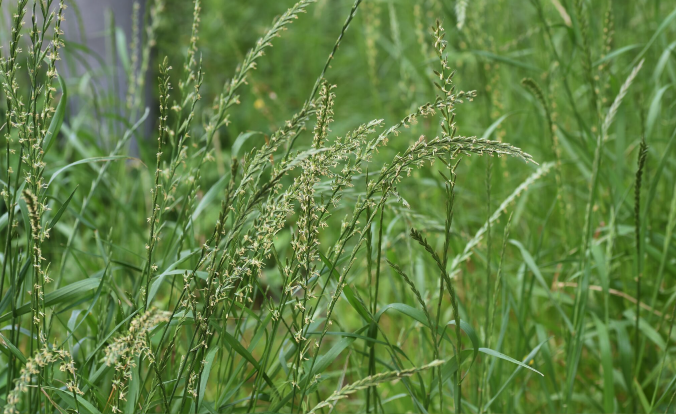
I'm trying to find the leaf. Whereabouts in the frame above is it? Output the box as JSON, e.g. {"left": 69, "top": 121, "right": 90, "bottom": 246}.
{"left": 310, "top": 334, "right": 357, "bottom": 379}
{"left": 124, "top": 363, "right": 140, "bottom": 414}
{"left": 66, "top": 310, "right": 82, "bottom": 350}
{"left": 479, "top": 347, "right": 544, "bottom": 376}
{"left": 271, "top": 328, "right": 366, "bottom": 412}
{"left": 612, "top": 321, "right": 634, "bottom": 395}
{"left": 510, "top": 240, "right": 573, "bottom": 332}
{"left": 83, "top": 310, "right": 139, "bottom": 374}
{"left": 634, "top": 377, "right": 651, "bottom": 413}
{"left": 46, "top": 386, "right": 102, "bottom": 414}
{"left": 375, "top": 303, "right": 428, "bottom": 327}
{"left": 45, "top": 278, "right": 102, "bottom": 308}
{"left": 306, "top": 330, "right": 388, "bottom": 347}
{"left": 481, "top": 112, "right": 517, "bottom": 141}
{"left": 482, "top": 339, "right": 549, "bottom": 412}
{"left": 199, "top": 347, "right": 219, "bottom": 405}
{"left": 232, "top": 131, "right": 264, "bottom": 157}
{"left": 221, "top": 330, "right": 276, "bottom": 390}
{"left": 630, "top": 6, "right": 676, "bottom": 68}
{"left": 645, "top": 85, "right": 671, "bottom": 139}
{"left": 48, "top": 186, "right": 78, "bottom": 229}
{"left": 147, "top": 248, "right": 203, "bottom": 304}
{"left": 0, "top": 206, "right": 19, "bottom": 234}
{"left": 115, "top": 27, "right": 131, "bottom": 75}
{"left": 482, "top": 339, "right": 548, "bottom": 412}
{"left": 60, "top": 266, "right": 109, "bottom": 346}
{"left": 216, "top": 314, "right": 275, "bottom": 407}
{"left": 446, "top": 319, "right": 482, "bottom": 380}
{"left": 43, "top": 75, "right": 68, "bottom": 154}
{"left": 435, "top": 349, "right": 475, "bottom": 385}
{"left": 623, "top": 309, "right": 666, "bottom": 350}
{"left": 343, "top": 284, "right": 372, "bottom": 322}
{"left": 0, "top": 332, "right": 27, "bottom": 364}
{"left": 0, "top": 278, "right": 102, "bottom": 322}
{"left": 470, "top": 50, "right": 540, "bottom": 72}
{"left": 593, "top": 315, "right": 615, "bottom": 413}
{"left": 48, "top": 156, "right": 137, "bottom": 187}
{"left": 644, "top": 127, "right": 676, "bottom": 220}
{"left": 653, "top": 375, "right": 676, "bottom": 409}
{"left": 592, "top": 44, "right": 641, "bottom": 67}
{"left": 653, "top": 40, "right": 676, "bottom": 83}
{"left": 192, "top": 174, "right": 228, "bottom": 220}
{"left": 318, "top": 251, "right": 340, "bottom": 278}
{"left": 0, "top": 260, "right": 31, "bottom": 315}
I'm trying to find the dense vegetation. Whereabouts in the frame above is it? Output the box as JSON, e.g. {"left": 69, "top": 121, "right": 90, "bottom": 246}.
{"left": 1, "top": 0, "right": 675, "bottom": 412}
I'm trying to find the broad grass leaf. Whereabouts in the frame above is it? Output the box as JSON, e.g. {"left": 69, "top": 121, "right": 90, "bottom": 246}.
{"left": 623, "top": 309, "right": 666, "bottom": 350}
{"left": 593, "top": 314, "right": 616, "bottom": 413}
{"left": 125, "top": 363, "right": 140, "bottom": 414}
{"left": 0, "top": 332, "right": 26, "bottom": 364}
{"left": 115, "top": 27, "right": 131, "bottom": 74}
{"left": 192, "top": 174, "right": 229, "bottom": 220}
{"left": 593, "top": 44, "right": 641, "bottom": 67}
{"left": 479, "top": 347, "right": 544, "bottom": 376}
{"left": 199, "top": 347, "right": 219, "bottom": 405}
{"left": 375, "top": 303, "right": 427, "bottom": 327}
{"left": 232, "top": 131, "right": 264, "bottom": 157}
{"left": 445, "top": 319, "right": 482, "bottom": 380}
{"left": 48, "top": 186, "right": 78, "bottom": 229}
{"left": 645, "top": 85, "right": 671, "bottom": 139}
{"left": 342, "top": 284, "right": 372, "bottom": 322}
{"left": 45, "top": 386, "right": 102, "bottom": 414}
{"left": 0, "top": 278, "right": 101, "bottom": 323}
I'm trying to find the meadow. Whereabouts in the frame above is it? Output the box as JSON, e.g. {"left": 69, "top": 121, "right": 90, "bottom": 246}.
{"left": 0, "top": 0, "right": 675, "bottom": 412}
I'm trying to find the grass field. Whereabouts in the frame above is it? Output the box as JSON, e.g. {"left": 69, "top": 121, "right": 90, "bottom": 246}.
{"left": 1, "top": 0, "right": 676, "bottom": 412}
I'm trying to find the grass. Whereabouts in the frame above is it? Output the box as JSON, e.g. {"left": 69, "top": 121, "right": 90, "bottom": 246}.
{"left": 0, "top": 0, "right": 675, "bottom": 413}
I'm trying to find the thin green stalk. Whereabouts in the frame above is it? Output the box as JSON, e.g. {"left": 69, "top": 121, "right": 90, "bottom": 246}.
{"left": 372, "top": 208, "right": 385, "bottom": 411}
{"left": 365, "top": 176, "right": 374, "bottom": 413}
{"left": 477, "top": 156, "right": 491, "bottom": 412}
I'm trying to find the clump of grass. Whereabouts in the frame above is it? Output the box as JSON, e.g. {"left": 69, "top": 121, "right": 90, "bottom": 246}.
{"left": 2, "top": 0, "right": 674, "bottom": 413}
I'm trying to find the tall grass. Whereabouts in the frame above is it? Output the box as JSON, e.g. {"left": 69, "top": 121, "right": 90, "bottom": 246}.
{"left": 0, "top": 0, "right": 675, "bottom": 413}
